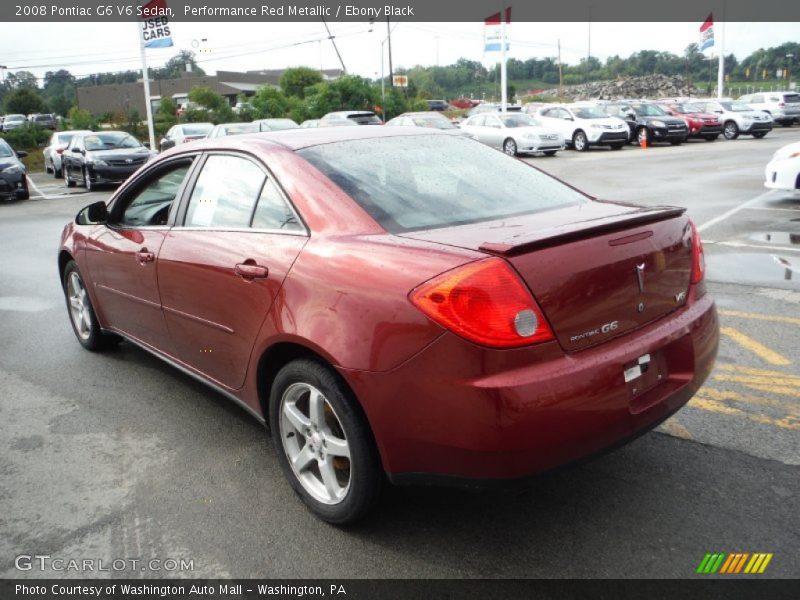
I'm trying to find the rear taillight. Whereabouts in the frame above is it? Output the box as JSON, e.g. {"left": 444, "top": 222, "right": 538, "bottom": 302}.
{"left": 56, "top": 148, "right": 64, "bottom": 154}
{"left": 778, "top": 101, "right": 785, "bottom": 107}
{"left": 409, "top": 258, "right": 554, "bottom": 348}
{"left": 689, "top": 219, "right": 705, "bottom": 284}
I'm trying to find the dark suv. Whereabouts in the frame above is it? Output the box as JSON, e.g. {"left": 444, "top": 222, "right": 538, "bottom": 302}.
{"left": 602, "top": 102, "right": 689, "bottom": 145}
{"left": 426, "top": 99, "right": 449, "bottom": 111}
{"left": 31, "top": 113, "right": 57, "bottom": 130}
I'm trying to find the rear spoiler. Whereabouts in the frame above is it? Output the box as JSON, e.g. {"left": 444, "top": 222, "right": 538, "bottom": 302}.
{"left": 479, "top": 205, "right": 686, "bottom": 257}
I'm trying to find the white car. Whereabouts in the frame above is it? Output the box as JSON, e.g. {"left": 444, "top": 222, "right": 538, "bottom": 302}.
{"left": 536, "top": 105, "right": 629, "bottom": 151}
{"left": 207, "top": 122, "right": 260, "bottom": 139}
{"left": 694, "top": 100, "right": 772, "bottom": 140}
{"left": 738, "top": 92, "right": 800, "bottom": 127}
{"left": 764, "top": 141, "right": 800, "bottom": 194}
{"left": 43, "top": 130, "right": 91, "bottom": 178}
{"left": 159, "top": 123, "right": 214, "bottom": 151}
{"left": 460, "top": 112, "right": 564, "bottom": 156}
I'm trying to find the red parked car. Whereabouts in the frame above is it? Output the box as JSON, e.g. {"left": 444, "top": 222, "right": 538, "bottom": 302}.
{"left": 658, "top": 102, "right": 723, "bottom": 141}
{"left": 59, "top": 128, "right": 719, "bottom": 523}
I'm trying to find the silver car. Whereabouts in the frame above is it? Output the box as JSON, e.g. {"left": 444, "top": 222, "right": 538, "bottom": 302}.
{"left": 43, "top": 130, "right": 92, "bottom": 178}
{"left": 737, "top": 91, "right": 800, "bottom": 127}
{"left": 1, "top": 114, "right": 26, "bottom": 132}
{"left": 460, "top": 112, "right": 565, "bottom": 156}
{"left": 207, "top": 122, "right": 261, "bottom": 139}
{"left": 253, "top": 118, "right": 299, "bottom": 131}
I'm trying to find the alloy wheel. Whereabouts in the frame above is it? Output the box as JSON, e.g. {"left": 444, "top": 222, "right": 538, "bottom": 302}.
{"left": 279, "top": 382, "right": 352, "bottom": 505}
{"left": 503, "top": 139, "right": 517, "bottom": 156}
{"left": 67, "top": 271, "right": 92, "bottom": 341}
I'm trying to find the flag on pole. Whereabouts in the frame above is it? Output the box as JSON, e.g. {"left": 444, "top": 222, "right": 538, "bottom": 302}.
{"left": 484, "top": 7, "right": 511, "bottom": 53}
{"left": 699, "top": 13, "right": 714, "bottom": 52}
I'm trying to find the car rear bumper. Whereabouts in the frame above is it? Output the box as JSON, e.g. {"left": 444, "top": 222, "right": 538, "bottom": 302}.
{"left": 342, "top": 288, "right": 718, "bottom": 483}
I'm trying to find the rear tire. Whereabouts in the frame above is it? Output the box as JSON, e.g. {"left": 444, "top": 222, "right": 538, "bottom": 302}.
{"left": 269, "top": 359, "right": 382, "bottom": 525}
{"left": 704, "top": 135, "right": 718, "bottom": 141}
{"left": 64, "top": 166, "right": 76, "bottom": 188}
{"left": 636, "top": 127, "right": 651, "bottom": 146}
{"left": 62, "top": 260, "right": 120, "bottom": 351}
{"left": 543, "top": 150, "right": 558, "bottom": 156}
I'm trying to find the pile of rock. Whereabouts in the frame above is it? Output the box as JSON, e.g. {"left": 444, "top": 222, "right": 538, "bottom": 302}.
{"left": 537, "top": 74, "right": 700, "bottom": 101}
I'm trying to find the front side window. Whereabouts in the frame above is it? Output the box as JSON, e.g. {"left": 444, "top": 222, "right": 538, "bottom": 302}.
{"left": 184, "top": 155, "right": 265, "bottom": 228}
{"left": 118, "top": 162, "right": 193, "bottom": 227}
{"left": 299, "top": 135, "right": 587, "bottom": 233}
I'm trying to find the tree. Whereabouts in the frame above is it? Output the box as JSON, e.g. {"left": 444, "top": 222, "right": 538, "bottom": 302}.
{"left": 280, "top": 67, "right": 323, "bottom": 99}
{"left": 251, "top": 86, "right": 292, "bottom": 118}
{"left": 3, "top": 88, "right": 44, "bottom": 114}
{"left": 156, "top": 50, "right": 205, "bottom": 79}
{"left": 187, "top": 86, "right": 233, "bottom": 123}
{"left": 43, "top": 69, "right": 76, "bottom": 116}
{"left": 6, "top": 71, "right": 39, "bottom": 90}
{"left": 68, "top": 106, "right": 95, "bottom": 129}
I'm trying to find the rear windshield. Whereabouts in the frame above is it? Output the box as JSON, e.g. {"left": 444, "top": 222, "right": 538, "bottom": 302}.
{"left": 347, "top": 113, "right": 382, "bottom": 124}
{"left": 183, "top": 124, "right": 213, "bottom": 135}
{"left": 298, "top": 135, "right": 586, "bottom": 233}
{"left": 785, "top": 94, "right": 800, "bottom": 104}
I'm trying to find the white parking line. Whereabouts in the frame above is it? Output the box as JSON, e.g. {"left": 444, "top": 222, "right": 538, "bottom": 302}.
{"left": 696, "top": 193, "right": 771, "bottom": 233}
{"left": 715, "top": 241, "right": 800, "bottom": 254}
{"left": 26, "top": 176, "right": 47, "bottom": 199}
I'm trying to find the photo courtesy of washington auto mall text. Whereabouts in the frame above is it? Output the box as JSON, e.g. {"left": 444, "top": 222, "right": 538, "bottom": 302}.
{"left": 1, "top": 0, "right": 799, "bottom": 598}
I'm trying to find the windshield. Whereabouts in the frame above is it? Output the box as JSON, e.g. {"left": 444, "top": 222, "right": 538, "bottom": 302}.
{"left": 720, "top": 101, "right": 751, "bottom": 112}
{"left": 675, "top": 103, "right": 703, "bottom": 113}
{"left": 219, "top": 123, "right": 260, "bottom": 136}
{"left": 410, "top": 115, "right": 455, "bottom": 129}
{"left": 631, "top": 103, "right": 667, "bottom": 116}
{"left": 0, "top": 140, "right": 14, "bottom": 157}
{"left": 262, "top": 119, "right": 298, "bottom": 130}
{"left": 572, "top": 106, "right": 608, "bottom": 119}
{"left": 183, "top": 124, "right": 213, "bottom": 135}
{"left": 499, "top": 114, "right": 534, "bottom": 127}
{"left": 84, "top": 133, "right": 142, "bottom": 151}
{"left": 5, "top": 115, "right": 25, "bottom": 122}
{"left": 298, "top": 135, "right": 586, "bottom": 233}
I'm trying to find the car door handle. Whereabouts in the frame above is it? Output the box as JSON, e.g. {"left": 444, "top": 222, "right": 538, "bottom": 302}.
{"left": 235, "top": 262, "right": 269, "bottom": 280}
{"left": 136, "top": 249, "right": 155, "bottom": 264}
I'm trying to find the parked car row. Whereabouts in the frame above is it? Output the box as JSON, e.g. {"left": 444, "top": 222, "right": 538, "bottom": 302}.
{"left": 1, "top": 113, "right": 58, "bottom": 132}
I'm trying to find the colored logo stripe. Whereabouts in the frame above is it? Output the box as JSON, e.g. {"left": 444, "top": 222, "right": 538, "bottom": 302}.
{"left": 698, "top": 553, "right": 773, "bottom": 574}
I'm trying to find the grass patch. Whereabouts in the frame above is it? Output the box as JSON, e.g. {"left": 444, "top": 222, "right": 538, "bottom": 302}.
{"left": 21, "top": 151, "right": 45, "bottom": 174}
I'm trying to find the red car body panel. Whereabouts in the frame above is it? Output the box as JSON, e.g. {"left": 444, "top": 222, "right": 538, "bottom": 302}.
{"left": 59, "top": 128, "right": 718, "bottom": 484}
{"left": 657, "top": 103, "right": 723, "bottom": 138}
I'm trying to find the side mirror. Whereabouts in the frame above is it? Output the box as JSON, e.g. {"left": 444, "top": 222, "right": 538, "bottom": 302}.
{"left": 16, "top": 150, "right": 28, "bottom": 158}
{"left": 76, "top": 201, "right": 108, "bottom": 225}
{"left": 142, "top": 141, "right": 150, "bottom": 149}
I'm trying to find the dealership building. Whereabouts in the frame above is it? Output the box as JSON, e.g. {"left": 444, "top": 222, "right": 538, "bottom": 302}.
{"left": 76, "top": 68, "right": 344, "bottom": 116}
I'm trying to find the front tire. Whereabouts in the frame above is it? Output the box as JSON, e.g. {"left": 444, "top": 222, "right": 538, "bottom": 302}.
{"left": 83, "top": 166, "right": 93, "bottom": 191}
{"left": 543, "top": 150, "right": 558, "bottom": 156}
{"left": 62, "top": 260, "right": 119, "bottom": 351}
{"left": 503, "top": 138, "right": 518, "bottom": 156}
{"left": 609, "top": 143, "right": 624, "bottom": 150}
{"left": 572, "top": 130, "right": 588, "bottom": 152}
{"left": 269, "top": 359, "right": 382, "bottom": 525}
{"left": 752, "top": 131, "right": 767, "bottom": 139}
{"left": 723, "top": 121, "right": 739, "bottom": 140}
{"left": 636, "top": 127, "right": 651, "bottom": 146}
{"left": 704, "top": 135, "right": 718, "bottom": 141}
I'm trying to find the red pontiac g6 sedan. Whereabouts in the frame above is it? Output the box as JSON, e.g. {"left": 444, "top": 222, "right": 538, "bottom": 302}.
{"left": 59, "top": 127, "right": 719, "bottom": 523}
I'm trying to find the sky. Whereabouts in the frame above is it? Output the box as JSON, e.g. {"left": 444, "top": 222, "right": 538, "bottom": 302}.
{"left": 0, "top": 21, "right": 797, "bottom": 84}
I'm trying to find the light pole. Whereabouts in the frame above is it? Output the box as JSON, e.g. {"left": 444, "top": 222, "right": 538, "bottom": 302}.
{"left": 786, "top": 53, "right": 795, "bottom": 89}
{"left": 380, "top": 22, "right": 399, "bottom": 120}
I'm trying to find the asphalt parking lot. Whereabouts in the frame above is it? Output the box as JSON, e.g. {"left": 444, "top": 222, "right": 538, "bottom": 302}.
{"left": 1, "top": 129, "right": 798, "bottom": 579}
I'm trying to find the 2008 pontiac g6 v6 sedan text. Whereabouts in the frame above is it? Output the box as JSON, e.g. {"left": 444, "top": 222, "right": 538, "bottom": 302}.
{"left": 58, "top": 127, "right": 719, "bottom": 524}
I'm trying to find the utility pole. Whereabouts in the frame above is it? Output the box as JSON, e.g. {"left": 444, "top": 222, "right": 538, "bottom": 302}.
{"left": 387, "top": 18, "right": 394, "bottom": 86}
{"left": 322, "top": 17, "right": 347, "bottom": 74}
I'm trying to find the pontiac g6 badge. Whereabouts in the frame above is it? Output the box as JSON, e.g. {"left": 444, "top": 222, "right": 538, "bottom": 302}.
{"left": 634, "top": 262, "right": 646, "bottom": 293}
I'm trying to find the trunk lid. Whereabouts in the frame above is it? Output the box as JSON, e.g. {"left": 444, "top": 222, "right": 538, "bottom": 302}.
{"left": 400, "top": 200, "right": 693, "bottom": 352}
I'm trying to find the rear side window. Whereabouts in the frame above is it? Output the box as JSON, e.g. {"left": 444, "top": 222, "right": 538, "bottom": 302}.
{"left": 185, "top": 155, "right": 265, "bottom": 228}
{"left": 299, "top": 135, "right": 587, "bottom": 233}
{"left": 251, "top": 179, "right": 302, "bottom": 231}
